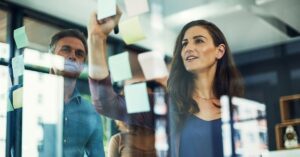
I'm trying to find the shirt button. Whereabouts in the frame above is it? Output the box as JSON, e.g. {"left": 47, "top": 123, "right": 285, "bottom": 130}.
{"left": 65, "top": 117, "right": 68, "bottom": 121}
{"left": 64, "top": 139, "right": 67, "bottom": 143}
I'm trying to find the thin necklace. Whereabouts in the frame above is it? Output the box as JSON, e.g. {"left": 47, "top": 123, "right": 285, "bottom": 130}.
{"left": 194, "top": 94, "right": 221, "bottom": 107}
{"left": 195, "top": 94, "right": 218, "bottom": 101}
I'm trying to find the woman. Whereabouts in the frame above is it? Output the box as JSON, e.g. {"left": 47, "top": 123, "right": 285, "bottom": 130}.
{"left": 167, "top": 20, "right": 244, "bottom": 157}
{"left": 87, "top": 7, "right": 243, "bottom": 157}
{"left": 108, "top": 120, "right": 156, "bottom": 157}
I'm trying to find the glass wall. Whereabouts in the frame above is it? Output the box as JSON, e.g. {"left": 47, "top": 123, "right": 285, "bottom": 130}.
{"left": 1, "top": 1, "right": 300, "bottom": 157}
{"left": 0, "top": 8, "right": 9, "bottom": 157}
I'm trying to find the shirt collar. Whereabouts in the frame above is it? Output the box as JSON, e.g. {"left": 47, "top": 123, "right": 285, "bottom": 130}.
{"left": 68, "top": 88, "right": 81, "bottom": 105}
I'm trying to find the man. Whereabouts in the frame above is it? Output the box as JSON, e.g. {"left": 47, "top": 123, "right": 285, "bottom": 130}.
{"left": 49, "top": 29, "right": 105, "bottom": 157}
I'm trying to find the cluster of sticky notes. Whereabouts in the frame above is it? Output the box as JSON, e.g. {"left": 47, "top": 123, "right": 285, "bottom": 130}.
{"left": 13, "top": 87, "right": 23, "bottom": 109}
{"left": 138, "top": 51, "right": 169, "bottom": 80}
{"left": 13, "top": 26, "right": 29, "bottom": 49}
{"left": 97, "top": 0, "right": 116, "bottom": 20}
{"left": 12, "top": 55, "right": 25, "bottom": 79}
{"left": 120, "top": 17, "right": 145, "bottom": 45}
{"left": 108, "top": 52, "right": 132, "bottom": 82}
{"left": 124, "top": 82, "right": 150, "bottom": 113}
{"left": 124, "top": 0, "right": 149, "bottom": 17}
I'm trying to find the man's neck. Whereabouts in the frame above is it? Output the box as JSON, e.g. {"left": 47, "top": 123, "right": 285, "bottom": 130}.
{"left": 64, "top": 77, "right": 77, "bottom": 104}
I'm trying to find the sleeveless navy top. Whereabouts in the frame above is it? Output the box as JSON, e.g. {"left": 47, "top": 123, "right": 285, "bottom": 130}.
{"left": 179, "top": 114, "right": 224, "bottom": 157}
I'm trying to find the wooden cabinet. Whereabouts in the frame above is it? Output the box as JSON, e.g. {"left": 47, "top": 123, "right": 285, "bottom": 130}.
{"left": 275, "top": 94, "right": 300, "bottom": 150}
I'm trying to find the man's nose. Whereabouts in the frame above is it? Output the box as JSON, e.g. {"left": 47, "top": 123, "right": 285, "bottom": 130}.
{"left": 68, "top": 50, "right": 76, "bottom": 62}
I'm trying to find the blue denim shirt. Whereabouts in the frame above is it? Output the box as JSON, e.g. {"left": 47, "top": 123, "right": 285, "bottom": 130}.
{"left": 63, "top": 88, "right": 105, "bottom": 157}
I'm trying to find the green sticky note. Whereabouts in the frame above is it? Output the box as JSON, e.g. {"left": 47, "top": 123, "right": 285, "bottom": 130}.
{"left": 13, "top": 87, "right": 23, "bottom": 109}
{"left": 124, "top": 82, "right": 150, "bottom": 113}
{"left": 120, "top": 17, "right": 145, "bottom": 45}
{"left": 12, "top": 55, "right": 24, "bottom": 78}
{"left": 7, "top": 97, "right": 14, "bottom": 112}
{"left": 108, "top": 52, "right": 132, "bottom": 82}
{"left": 13, "top": 26, "right": 29, "bottom": 49}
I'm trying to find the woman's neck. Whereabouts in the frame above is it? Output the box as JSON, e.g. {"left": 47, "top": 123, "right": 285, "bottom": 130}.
{"left": 194, "top": 65, "right": 216, "bottom": 99}
{"left": 193, "top": 65, "right": 220, "bottom": 120}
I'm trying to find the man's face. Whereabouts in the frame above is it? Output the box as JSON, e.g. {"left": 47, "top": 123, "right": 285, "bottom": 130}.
{"left": 52, "top": 37, "right": 86, "bottom": 78}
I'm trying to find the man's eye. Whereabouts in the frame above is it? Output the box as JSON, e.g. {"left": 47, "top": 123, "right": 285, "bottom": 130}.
{"left": 75, "top": 50, "right": 86, "bottom": 58}
{"left": 61, "top": 47, "right": 71, "bottom": 52}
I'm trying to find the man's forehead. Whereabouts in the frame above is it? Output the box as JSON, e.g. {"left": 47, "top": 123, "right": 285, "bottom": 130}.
{"left": 57, "top": 37, "right": 85, "bottom": 50}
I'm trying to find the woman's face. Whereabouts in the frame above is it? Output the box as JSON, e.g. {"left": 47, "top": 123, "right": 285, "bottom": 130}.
{"left": 181, "top": 26, "right": 222, "bottom": 73}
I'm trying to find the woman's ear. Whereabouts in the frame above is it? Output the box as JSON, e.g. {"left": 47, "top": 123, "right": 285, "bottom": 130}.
{"left": 216, "top": 44, "right": 225, "bottom": 59}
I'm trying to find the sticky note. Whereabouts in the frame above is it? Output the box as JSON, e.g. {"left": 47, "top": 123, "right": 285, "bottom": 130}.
{"left": 124, "top": 82, "right": 150, "bottom": 113}
{"left": 13, "top": 87, "right": 23, "bottom": 109}
{"left": 7, "top": 98, "right": 14, "bottom": 112}
{"left": 97, "top": 0, "right": 116, "bottom": 20}
{"left": 13, "top": 26, "right": 29, "bottom": 49}
{"left": 125, "top": 0, "right": 149, "bottom": 17}
{"left": 120, "top": 17, "right": 145, "bottom": 44}
{"left": 108, "top": 52, "right": 132, "bottom": 82}
{"left": 12, "top": 55, "right": 25, "bottom": 78}
{"left": 138, "top": 51, "right": 168, "bottom": 80}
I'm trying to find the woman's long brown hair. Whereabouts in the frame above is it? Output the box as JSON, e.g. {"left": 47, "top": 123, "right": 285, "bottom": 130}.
{"left": 167, "top": 20, "right": 244, "bottom": 130}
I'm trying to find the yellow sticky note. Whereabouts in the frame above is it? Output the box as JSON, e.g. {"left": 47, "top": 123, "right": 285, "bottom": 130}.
{"left": 97, "top": 0, "right": 116, "bottom": 20}
{"left": 120, "top": 17, "right": 145, "bottom": 45}
{"left": 124, "top": 82, "right": 150, "bottom": 113}
{"left": 13, "top": 87, "right": 23, "bottom": 109}
{"left": 13, "top": 26, "right": 29, "bottom": 49}
{"left": 12, "top": 55, "right": 24, "bottom": 78}
{"left": 125, "top": 0, "right": 149, "bottom": 17}
{"left": 108, "top": 52, "right": 132, "bottom": 82}
{"left": 138, "top": 51, "right": 169, "bottom": 80}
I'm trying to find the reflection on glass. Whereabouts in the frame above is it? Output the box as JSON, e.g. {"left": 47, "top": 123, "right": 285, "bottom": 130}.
{"left": 221, "top": 96, "right": 268, "bottom": 157}
{"left": 23, "top": 17, "right": 62, "bottom": 52}
{"left": 0, "top": 42, "right": 9, "bottom": 60}
{"left": 0, "top": 10, "right": 7, "bottom": 44}
{"left": 22, "top": 70, "right": 64, "bottom": 157}
{"left": 24, "top": 48, "right": 64, "bottom": 70}
{"left": 0, "top": 65, "right": 10, "bottom": 157}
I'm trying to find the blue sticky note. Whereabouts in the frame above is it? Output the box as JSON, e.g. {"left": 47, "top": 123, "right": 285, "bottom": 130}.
{"left": 124, "top": 82, "right": 150, "bottom": 113}
{"left": 13, "top": 26, "right": 29, "bottom": 49}
{"left": 108, "top": 52, "right": 132, "bottom": 82}
{"left": 12, "top": 55, "right": 24, "bottom": 78}
{"left": 97, "top": 0, "right": 116, "bottom": 20}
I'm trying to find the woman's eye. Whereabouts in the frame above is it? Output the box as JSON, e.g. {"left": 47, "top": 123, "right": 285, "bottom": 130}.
{"left": 182, "top": 42, "right": 188, "bottom": 47}
{"left": 195, "top": 39, "right": 203, "bottom": 44}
